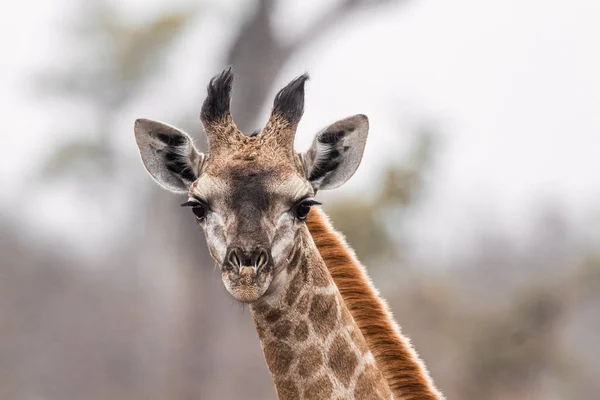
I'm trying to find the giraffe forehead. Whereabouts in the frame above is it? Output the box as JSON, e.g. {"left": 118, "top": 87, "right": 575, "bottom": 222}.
{"left": 206, "top": 130, "right": 291, "bottom": 161}
{"left": 190, "top": 163, "right": 312, "bottom": 205}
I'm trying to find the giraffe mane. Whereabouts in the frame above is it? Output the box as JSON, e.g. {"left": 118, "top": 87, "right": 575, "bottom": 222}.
{"left": 306, "top": 207, "right": 445, "bottom": 400}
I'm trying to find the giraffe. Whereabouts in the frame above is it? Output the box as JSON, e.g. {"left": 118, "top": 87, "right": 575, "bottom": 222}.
{"left": 133, "top": 68, "right": 441, "bottom": 399}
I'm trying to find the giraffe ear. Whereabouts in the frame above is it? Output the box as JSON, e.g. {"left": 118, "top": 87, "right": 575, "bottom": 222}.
{"left": 302, "top": 114, "right": 368, "bottom": 190}
{"left": 134, "top": 118, "right": 204, "bottom": 193}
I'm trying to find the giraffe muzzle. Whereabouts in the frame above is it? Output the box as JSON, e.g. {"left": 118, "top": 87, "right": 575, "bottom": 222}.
{"left": 221, "top": 246, "right": 275, "bottom": 303}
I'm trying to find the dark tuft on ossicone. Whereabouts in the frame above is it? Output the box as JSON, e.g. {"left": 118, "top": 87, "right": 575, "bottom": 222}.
{"left": 272, "top": 73, "right": 309, "bottom": 123}
{"left": 200, "top": 67, "right": 234, "bottom": 124}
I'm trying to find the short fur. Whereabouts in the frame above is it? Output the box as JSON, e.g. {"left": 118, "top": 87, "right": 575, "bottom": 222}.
{"left": 307, "top": 207, "right": 445, "bottom": 400}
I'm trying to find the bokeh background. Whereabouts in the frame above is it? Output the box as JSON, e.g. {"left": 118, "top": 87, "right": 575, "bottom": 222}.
{"left": 2, "top": 0, "right": 600, "bottom": 399}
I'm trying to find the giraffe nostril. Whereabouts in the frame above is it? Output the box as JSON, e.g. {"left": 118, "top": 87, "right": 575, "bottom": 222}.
{"left": 254, "top": 248, "right": 269, "bottom": 271}
{"left": 227, "top": 247, "right": 270, "bottom": 273}
{"left": 227, "top": 248, "right": 242, "bottom": 269}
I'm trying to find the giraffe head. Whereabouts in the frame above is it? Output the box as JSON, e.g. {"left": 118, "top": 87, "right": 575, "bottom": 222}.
{"left": 134, "top": 68, "right": 369, "bottom": 303}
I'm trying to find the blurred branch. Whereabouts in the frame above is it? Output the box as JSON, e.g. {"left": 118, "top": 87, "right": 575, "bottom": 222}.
{"left": 288, "top": 0, "right": 405, "bottom": 54}
{"left": 227, "top": 0, "right": 404, "bottom": 130}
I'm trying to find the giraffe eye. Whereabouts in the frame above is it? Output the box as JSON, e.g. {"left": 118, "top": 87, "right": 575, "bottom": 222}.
{"left": 180, "top": 199, "right": 209, "bottom": 221}
{"left": 191, "top": 204, "right": 207, "bottom": 220}
{"left": 294, "top": 199, "right": 321, "bottom": 221}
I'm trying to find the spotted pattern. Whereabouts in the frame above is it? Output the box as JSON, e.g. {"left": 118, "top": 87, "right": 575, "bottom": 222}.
{"left": 272, "top": 319, "right": 293, "bottom": 340}
{"left": 249, "top": 231, "right": 392, "bottom": 399}
{"left": 354, "top": 363, "right": 389, "bottom": 399}
{"left": 308, "top": 294, "right": 338, "bottom": 338}
{"left": 294, "top": 320, "right": 309, "bottom": 342}
{"left": 285, "top": 268, "right": 304, "bottom": 306}
{"left": 304, "top": 375, "right": 333, "bottom": 399}
{"left": 252, "top": 301, "right": 271, "bottom": 317}
{"left": 297, "top": 293, "right": 311, "bottom": 314}
{"left": 328, "top": 334, "right": 359, "bottom": 387}
{"left": 275, "top": 378, "right": 299, "bottom": 400}
{"left": 265, "top": 309, "right": 282, "bottom": 323}
{"left": 264, "top": 341, "right": 294, "bottom": 375}
{"left": 297, "top": 345, "right": 324, "bottom": 378}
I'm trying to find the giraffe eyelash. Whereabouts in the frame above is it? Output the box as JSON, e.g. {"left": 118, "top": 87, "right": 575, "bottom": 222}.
{"left": 180, "top": 197, "right": 209, "bottom": 209}
{"left": 180, "top": 201, "right": 201, "bottom": 208}
{"left": 296, "top": 198, "right": 322, "bottom": 207}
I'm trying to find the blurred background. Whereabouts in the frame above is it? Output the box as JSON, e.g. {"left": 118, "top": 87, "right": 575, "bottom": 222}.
{"left": 1, "top": 0, "right": 599, "bottom": 399}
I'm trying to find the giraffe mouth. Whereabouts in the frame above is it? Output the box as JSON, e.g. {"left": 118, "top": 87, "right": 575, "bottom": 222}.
{"left": 221, "top": 263, "right": 274, "bottom": 303}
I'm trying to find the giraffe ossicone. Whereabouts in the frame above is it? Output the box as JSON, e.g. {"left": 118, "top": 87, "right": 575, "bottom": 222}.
{"left": 134, "top": 68, "right": 437, "bottom": 399}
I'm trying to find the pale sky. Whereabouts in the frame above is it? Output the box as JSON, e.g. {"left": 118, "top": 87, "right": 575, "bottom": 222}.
{"left": 2, "top": 0, "right": 599, "bottom": 262}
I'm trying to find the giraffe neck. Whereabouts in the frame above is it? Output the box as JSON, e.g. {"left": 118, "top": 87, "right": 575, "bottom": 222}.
{"left": 249, "top": 226, "right": 393, "bottom": 399}
{"left": 306, "top": 207, "right": 445, "bottom": 400}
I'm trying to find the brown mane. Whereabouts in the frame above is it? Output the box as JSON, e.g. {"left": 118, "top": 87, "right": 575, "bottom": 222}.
{"left": 307, "top": 207, "right": 444, "bottom": 400}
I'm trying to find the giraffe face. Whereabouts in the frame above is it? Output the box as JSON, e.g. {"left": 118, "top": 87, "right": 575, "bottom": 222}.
{"left": 185, "top": 154, "right": 316, "bottom": 303}
{"left": 134, "top": 68, "right": 369, "bottom": 303}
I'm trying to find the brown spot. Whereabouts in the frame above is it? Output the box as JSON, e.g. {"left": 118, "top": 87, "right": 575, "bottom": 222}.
{"left": 312, "top": 265, "right": 331, "bottom": 287}
{"left": 264, "top": 341, "right": 294, "bottom": 375}
{"left": 265, "top": 309, "right": 282, "bottom": 323}
{"left": 271, "top": 319, "right": 293, "bottom": 340}
{"left": 308, "top": 294, "right": 338, "bottom": 338}
{"left": 303, "top": 374, "right": 333, "bottom": 399}
{"left": 297, "top": 293, "right": 310, "bottom": 314}
{"left": 328, "top": 334, "right": 358, "bottom": 388}
{"left": 285, "top": 268, "right": 304, "bottom": 306}
{"left": 297, "top": 345, "right": 324, "bottom": 378}
{"left": 251, "top": 301, "right": 271, "bottom": 317}
{"left": 354, "top": 363, "right": 389, "bottom": 399}
{"left": 294, "top": 320, "right": 309, "bottom": 342}
{"left": 275, "top": 378, "right": 299, "bottom": 400}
